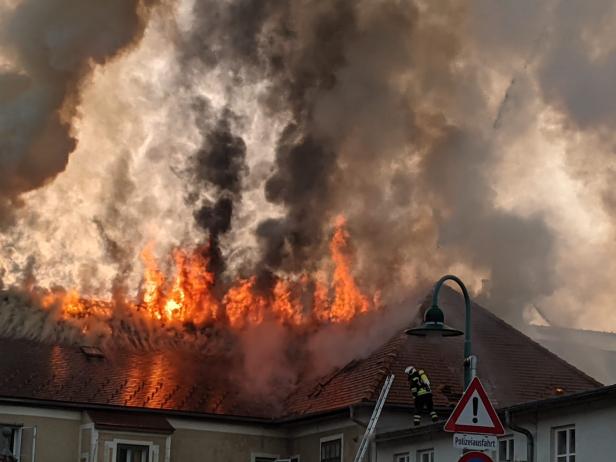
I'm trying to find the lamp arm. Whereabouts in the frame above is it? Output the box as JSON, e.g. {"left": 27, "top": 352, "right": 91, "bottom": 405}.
{"left": 431, "top": 274, "right": 473, "bottom": 388}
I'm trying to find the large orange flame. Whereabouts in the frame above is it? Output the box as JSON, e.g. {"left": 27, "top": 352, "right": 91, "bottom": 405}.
{"left": 40, "top": 216, "right": 380, "bottom": 331}
{"left": 329, "top": 215, "right": 371, "bottom": 322}
{"left": 140, "top": 245, "right": 218, "bottom": 323}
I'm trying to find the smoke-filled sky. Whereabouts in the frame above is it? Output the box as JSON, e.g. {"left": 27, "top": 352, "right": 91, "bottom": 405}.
{"left": 1, "top": 0, "right": 616, "bottom": 333}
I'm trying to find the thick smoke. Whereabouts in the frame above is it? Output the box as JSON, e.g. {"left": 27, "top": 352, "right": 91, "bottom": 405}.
{"left": 463, "top": 0, "right": 616, "bottom": 328}
{"left": 1, "top": 0, "right": 616, "bottom": 396}
{"left": 190, "top": 105, "right": 248, "bottom": 275}
{"left": 183, "top": 1, "right": 354, "bottom": 274}
{"left": 181, "top": 0, "right": 558, "bottom": 324}
{"left": 0, "top": 0, "right": 160, "bottom": 224}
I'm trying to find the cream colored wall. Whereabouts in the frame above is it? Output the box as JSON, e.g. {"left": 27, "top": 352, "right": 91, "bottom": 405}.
{"left": 289, "top": 425, "right": 361, "bottom": 462}
{"left": 0, "top": 409, "right": 80, "bottom": 462}
{"left": 171, "top": 428, "right": 288, "bottom": 462}
{"left": 0, "top": 406, "right": 366, "bottom": 462}
{"left": 80, "top": 426, "right": 92, "bottom": 461}
{"left": 96, "top": 430, "right": 169, "bottom": 462}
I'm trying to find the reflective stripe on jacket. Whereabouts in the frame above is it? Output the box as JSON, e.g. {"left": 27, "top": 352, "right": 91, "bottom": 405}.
{"left": 410, "top": 370, "right": 432, "bottom": 397}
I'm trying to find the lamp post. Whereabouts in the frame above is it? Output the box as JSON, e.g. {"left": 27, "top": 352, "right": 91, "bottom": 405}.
{"left": 405, "top": 274, "right": 475, "bottom": 389}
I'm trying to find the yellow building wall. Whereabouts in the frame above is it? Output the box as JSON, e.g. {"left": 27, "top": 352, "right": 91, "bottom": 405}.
{"left": 171, "top": 427, "right": 289, "bottom": 462}
{"left": 0, "top": 410, "right": 80, "bottom": 462}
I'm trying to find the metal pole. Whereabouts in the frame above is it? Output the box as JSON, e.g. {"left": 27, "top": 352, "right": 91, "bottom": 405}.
{"left": 431, "top": 274, "right": 473, "bottom": 389}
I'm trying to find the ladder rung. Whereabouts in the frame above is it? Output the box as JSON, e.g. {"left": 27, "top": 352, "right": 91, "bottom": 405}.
{"left": 353, "top": 374, "right": 395, "bottom": 462}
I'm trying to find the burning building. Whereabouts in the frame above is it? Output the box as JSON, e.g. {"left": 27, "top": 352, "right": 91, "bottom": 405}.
{"left": 2, "top": 0, "right": 616, "bottom": 460}
{"left": 0, "top": 288, "right": 603, "bottom": 461}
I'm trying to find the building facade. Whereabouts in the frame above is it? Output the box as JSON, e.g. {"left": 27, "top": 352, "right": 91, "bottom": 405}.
{"left": 4, "top": 386, "right": 616, "bottom": 461}
{"left": 377, "top": 385, "right": 616, "bottom": 462}
{"left": 0, "top": 403, "right": 367, "bottom": 462}
{"left": 0, "top": 288, "right": 607, "bottom": 462}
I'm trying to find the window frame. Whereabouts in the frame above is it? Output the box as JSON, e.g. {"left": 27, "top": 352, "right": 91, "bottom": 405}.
{"left": 417, "top": 448, "right": 434, "bottom": 462}
{"left": 250, "top": 452, "right": 280, "bottom": 462}
{"left": 553, "top": 425, "right": 575, "bottom": 462}
{"left": 498, "top": 435, "right": 515, "bottom": 461}
{"left": 319, "top": 433, "right": 344, "bottom": 462}
{"left": 0, "top": 424, "right": 22, "bottom": 461}
{"left": 393, "top": 452, "right": 410, "bottom": 462}
{"left": 109, "top": 438, "right": 158, "bottom": 462}
{"left": 116, "top": 442, "right": 150, "bottom": 462}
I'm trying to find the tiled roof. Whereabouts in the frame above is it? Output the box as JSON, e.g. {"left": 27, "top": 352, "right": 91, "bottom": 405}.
{"left": 284, "top": 286, "right": 602, "bottom": 418}
{"left": 0, "top": 287, "right": 601, "bottom": 421}
{"left": 0, "top": 336, "right": 274, "bottom": 419}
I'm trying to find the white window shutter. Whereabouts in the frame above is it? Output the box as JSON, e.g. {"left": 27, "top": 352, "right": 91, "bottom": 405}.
{"left": 152, "top": 444, "right": 160, "bottom": 462}
{"left": 103, "top": 441, "right": 114, "bottom": 462}
{"left": 18, "top": 426, "right": 36, "bottom": 462}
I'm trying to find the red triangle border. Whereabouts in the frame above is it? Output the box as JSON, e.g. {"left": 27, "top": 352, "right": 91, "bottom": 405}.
{"left": 444, "top": 377, "right": 505, "bottom": 435}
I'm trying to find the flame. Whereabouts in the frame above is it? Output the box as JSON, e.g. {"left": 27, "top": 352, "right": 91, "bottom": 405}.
{"left": 224, "top": 277, "right": 267, "bottom": 329}
{"left": 140, "top": 244, "right": 166, "bottom": 320}
{"left": 38, "top": 216, "right": 380, "bottom": 331}
{"left": 141, "top": 245, "right": 218, "bottom": 323}
{"left": 272, "top": 279, "right": 304, "bottom": 326}
{"left": 329, "top": 215, "right": 371, "bottom": 322}
{"left": 41, "top": 289, "right": 111, "bottom": 319}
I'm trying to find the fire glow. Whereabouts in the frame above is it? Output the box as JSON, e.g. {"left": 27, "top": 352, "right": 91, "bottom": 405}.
{"left": 38, "top": 217, "right": 380, "bottom": 331}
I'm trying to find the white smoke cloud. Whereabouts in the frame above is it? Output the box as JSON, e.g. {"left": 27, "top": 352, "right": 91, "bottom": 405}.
{"left": 2, "top": 0, "right": 616, "bottom": 337}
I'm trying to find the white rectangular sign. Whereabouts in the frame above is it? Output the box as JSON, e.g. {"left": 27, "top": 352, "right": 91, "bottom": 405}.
{"left": 453, "top": 433, "right": 497, "bottom": 451}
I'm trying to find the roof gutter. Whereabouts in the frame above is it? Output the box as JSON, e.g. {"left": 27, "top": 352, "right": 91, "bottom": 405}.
{"left": 0, "top": 395, "right": 277, "bottom": 426}
{"left": 503, "top": 384, "right": 616, "bottom": 415}
{"left": 505, "top": 410, "right": 533, "bottom": 462}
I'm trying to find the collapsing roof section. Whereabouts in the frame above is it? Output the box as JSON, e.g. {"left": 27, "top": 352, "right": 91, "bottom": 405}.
{"left": 0, "top": 287, "right": 601, "bottom": 422}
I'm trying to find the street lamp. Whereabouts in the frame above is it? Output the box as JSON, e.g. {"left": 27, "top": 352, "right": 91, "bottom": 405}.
{"left": 405, "top": 274, "right": 475, "bottom": 389}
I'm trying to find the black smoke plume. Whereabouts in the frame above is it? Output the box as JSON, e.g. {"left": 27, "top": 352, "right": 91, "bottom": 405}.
{"left": 191, "top": 105, "right": 248, "bottom": 275}
{"left": 180, "top": 0, "right": 560, "bottom": 326}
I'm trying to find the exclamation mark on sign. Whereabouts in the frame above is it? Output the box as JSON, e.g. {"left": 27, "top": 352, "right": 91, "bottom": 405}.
{"left": 472, "top": 397, "right": 478, "bottom": 423}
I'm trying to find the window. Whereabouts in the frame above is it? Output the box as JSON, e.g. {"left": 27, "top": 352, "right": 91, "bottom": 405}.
{"left": 80, "top": 345, "right": 104, "bottom": 358}
{"left": 102, "top": 438, "right": 158, "bottom": 462}
{"left": 116, "top": 443, "right": 149, "bottom": 462}
{"left": 0, "top": 425, "right": 21, "bottom": 458}
{"left": 320, "top": 436, "right": 342, "bottom": 462}
{"left": 417, "top": 449, "right": 434, "bottom": 462}
{"left": 394, "top": 453, "right": 410, "bottom": 462}
{"left": 554, "top": 426, "right": 575, "bottom": 462}
{"left": 499, "top": 436, "right": 514, "bottom": 461}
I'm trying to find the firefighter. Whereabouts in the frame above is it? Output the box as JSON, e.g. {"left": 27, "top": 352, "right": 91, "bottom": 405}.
{"left": 405, "top": 366, "right": 438, "bottom": 425}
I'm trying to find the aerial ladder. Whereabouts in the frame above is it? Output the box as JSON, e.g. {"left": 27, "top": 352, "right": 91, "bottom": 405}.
{"left": 352, "top": 374, "right": 395, "bottom": 462}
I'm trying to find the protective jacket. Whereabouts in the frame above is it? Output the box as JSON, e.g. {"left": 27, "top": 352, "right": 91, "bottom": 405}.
{"left": 409, "top": 369, "right": 432, "bottom": 397}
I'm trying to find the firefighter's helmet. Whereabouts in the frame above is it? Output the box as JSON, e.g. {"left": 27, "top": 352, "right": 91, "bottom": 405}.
{"left": 404, "top": 366, "right": 417, "bottom": 376}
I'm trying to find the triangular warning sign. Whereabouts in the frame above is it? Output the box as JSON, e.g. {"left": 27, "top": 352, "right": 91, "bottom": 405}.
{"left": 444, "top": 377, "right": 505, "bottom": 435}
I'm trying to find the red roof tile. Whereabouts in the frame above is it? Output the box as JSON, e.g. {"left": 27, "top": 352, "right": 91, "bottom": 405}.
{"left": 283, "top": 287, "right": 601, "bottom": 417}
{"left": 0, "top": 337, "right": 273, "bottom": 419}
{"left": 0, "top": 287, "right": 601, "bottom": 421}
